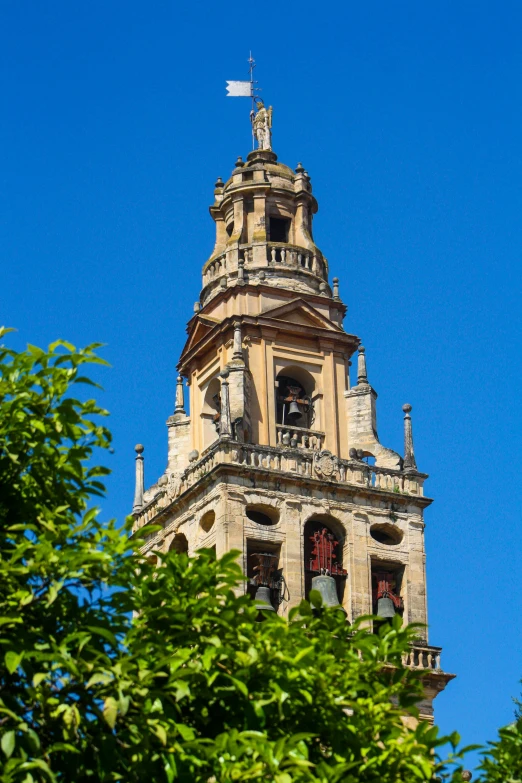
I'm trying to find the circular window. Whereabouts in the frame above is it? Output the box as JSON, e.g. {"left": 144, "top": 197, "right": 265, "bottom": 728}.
{"left": 246, "top": 506, "right": 278, "bottom": 526}
{"left": 370, "top": 523, "right": 403, "bottom": 546}
{"left": 200, "top": 510, "right": 215, "bottom": 533}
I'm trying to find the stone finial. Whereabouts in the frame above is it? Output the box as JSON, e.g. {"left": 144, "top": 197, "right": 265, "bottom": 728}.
{"left": 402, "top": 403, "right": 418, "bottom": 472}
{"left": 174, "top": 375, "right": 185, "bottom": 414}
{"left": 462, "top": 773, "right": 472, "bottom": 782}
{"left": 232, "top": 321, "right": 243, "bottom": 360}
{"left": 132, "top": 444, "right": 144, "bottom": 513}
{"left": 219, "top": 370, "right": 232, "bottom": 439}
{"left": 214, "top": 176, "right": 224, "bottom": 189}
{"left": 295, "top": 162, "right": 305, "bottom": 173}
{"left": 194, "top": 301, "right": 201, "bottom": 314}
{"left": 357, "top": 346, "right": 369, "bottom": 385}
{"left": 234, "top": 156, "right": 244, "bottom": 168}
{"left": 332, "top": 277, "right": 340, "bottom": 300}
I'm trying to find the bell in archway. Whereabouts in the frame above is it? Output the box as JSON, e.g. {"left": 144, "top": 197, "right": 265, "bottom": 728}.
{"left": 376, "top": 595, "right": 396, "bottom": 619}
{"left": 311, "top": 574, "right": 341, "bottom": 609}
{"left": 254, "top": 585, "right": 276, "bottom": 612}
{"left": 286, "top": 400, "right": 302, "bottom": 422}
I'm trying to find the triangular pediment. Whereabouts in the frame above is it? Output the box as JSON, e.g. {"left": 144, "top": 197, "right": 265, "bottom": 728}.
{"left": 259, "top": 298, "right": 342, "bottom": 332}
{"left": 180, "top": 315, "right": 217, "bottom": 359}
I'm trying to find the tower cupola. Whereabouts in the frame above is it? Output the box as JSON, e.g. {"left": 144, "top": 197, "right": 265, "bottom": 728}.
{"left": 202, "top": 148, "right": 330, "bottom": 306}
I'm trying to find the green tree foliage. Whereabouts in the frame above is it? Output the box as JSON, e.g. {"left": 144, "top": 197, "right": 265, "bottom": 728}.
{"left": 477, "top": 718, "right": 522, "bottom": 782}
{"left": 0, "top": 329, "right": 466, "bottom": 782}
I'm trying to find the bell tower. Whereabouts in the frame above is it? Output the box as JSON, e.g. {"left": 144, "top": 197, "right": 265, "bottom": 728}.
{"left": 132, "top": 111, "right": 454, "bottom": 721}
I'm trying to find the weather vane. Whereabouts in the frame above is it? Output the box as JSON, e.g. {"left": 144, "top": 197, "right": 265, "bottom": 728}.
{"left": 226, "top": 54, "right": 273, "bottom": 151}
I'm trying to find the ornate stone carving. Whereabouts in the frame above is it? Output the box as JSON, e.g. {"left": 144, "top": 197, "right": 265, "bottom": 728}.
{"left": 313, "top": 450, "right": 338, "bottom": 480}
{"left": 166, "top": 471, "right": 183, "bottom": 500}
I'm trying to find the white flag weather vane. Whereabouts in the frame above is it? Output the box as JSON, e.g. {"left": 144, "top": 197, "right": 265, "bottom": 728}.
{"left": 225, "top": 80, "right": 252, "bottom": 97}
{"left": 226, "top": 54, "right": 262, "bottom": 149}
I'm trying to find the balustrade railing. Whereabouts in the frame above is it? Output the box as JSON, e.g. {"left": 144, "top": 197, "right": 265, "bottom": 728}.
{"left": 202, "top": 244, "right": 329, "bottom": 290}
{"left": 267, "top": 243, "right": 324, "bottom": 278}
{"left": 134, "top": 438, "right": 426, "bottom": 528}
{"left": 276, "top": 424, "right": 324, "bottom": 450}
{"left": 203, "top": 253, "right": 226, "bottom": 286}
{"left": 402, "top": 644, "right": 442, "bottom": 672}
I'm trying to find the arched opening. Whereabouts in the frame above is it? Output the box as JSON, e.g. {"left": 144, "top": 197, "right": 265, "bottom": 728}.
{"left": 200, "top": 510, "right": 216, "bottom": 534}
{"left": 371, "top": 561, "right": 404, "bottom": 631}
{"left": 275, "top": 367, "right": 317, "bottom": 437}
{"left": 169, "top": 533, "right": 188, "bottom": 555}
{"left": 246, "top": 505, "right": 279, "bottom": 526}
{"left": 201, "top": 376, "right": 221, "bottom": 450}
{"left": 303, "top": 517, "right": 347, "bottom": 604}
{"left": 246, "top": 540, "right": 282, "bottom": 612}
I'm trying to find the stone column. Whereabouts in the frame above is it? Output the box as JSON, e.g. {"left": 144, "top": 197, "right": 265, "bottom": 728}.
{"left": 132, "top": 444, "right": 144, "bottom": 513}
{"left": 219, "top": 370, "right": 232, "bottom": 439}
{"left": 232, "top": 321, "right": 243, "bottom": 360}
{"left": 402, "top": 403, "right": 418, "bottom": 472}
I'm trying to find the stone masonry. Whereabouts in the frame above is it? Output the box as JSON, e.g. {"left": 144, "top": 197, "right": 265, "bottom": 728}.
{"left": 132, "top": 143, "right": 454, "bottom": 721}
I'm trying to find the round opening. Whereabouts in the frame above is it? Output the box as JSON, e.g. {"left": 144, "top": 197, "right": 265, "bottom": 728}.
{"left": 246, "top": 506, "right": 279, "bottom": 526}
{"left": 370, "top": 523, "right": 403, "bottom": 546}
{"left": 200, "top": 510, "right": 215, "bottom": 533}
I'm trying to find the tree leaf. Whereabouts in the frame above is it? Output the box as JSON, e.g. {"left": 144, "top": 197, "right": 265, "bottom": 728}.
{"left": 103, "top": 696, "right": 118, "bottom": 729}
{"left": 5, "top": 650, "right": 23, "bottom": 674}
{"left": 1, "top": 731, "right": 15, "bottom": 758}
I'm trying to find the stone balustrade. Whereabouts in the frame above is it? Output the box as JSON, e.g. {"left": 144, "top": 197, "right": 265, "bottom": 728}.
{"left": 203, "top": 253, "right": 227, "bottom": 286}
{"left": 134, "top": 438, "right": 426, "bottom": 529}
{"left": 267, "top": 243, "right": 324, "bottom": 277}
{"left": 276, "top": 424, "right": 324, "bottom": 450}
{"left": 402, "top": 644, "right": 442, "bottom": 672}
{"left": 201, "top": 244, "right": 329, "bottom": 292}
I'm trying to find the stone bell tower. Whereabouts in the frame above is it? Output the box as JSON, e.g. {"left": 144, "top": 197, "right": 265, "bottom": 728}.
{"left": 132, "top": 111, "right": 454, "bottom": 721}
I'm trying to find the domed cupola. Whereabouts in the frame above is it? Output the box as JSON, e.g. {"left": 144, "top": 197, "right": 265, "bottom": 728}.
{"left": 201, "top": 145, "right": 331, "bottom": 307}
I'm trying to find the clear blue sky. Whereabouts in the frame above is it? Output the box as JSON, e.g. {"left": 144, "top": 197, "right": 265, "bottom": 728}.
{"left": 2, "top": 0, "right": 521, "bottom": 766}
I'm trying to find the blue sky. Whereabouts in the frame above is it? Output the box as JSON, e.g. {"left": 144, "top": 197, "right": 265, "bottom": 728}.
{"left": 2, "top": 0, "right": 521, "bottom": 766}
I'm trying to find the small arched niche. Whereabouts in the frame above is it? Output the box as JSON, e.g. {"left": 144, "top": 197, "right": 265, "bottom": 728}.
{"left": 276, "top": 366, "right": 317, "bottom": 430}
{"left": 370, "top": 523, "right": 403, "bottom": 546}
{"left": 201, "top": 376, "right": 221, "bottom": 449}
{"left": 200, "top": 510, "right": 216, "bottom": 534}
{"left": 169, "top": 533, "right": 189, "bottom": 554}
{"left": 246, "top": 505, "right": 279, "bottom": 526}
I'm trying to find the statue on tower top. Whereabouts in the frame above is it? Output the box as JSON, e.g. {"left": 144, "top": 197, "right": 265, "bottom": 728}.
{"left": 251, "top": 100, "right": 273, "bottom": 151}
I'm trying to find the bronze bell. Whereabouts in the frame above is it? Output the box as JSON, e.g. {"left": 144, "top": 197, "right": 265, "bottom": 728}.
{"left": 286, "top": 400, "right": 301, "bottom": 421}
{"left": 376, "top": 595, "right": 396, "bottom": 619}
{"left": 254, "top": 585, "right": 276, "bottom": 612}
{"left": 311, "top": 575, "right": 341, "bottom": 609}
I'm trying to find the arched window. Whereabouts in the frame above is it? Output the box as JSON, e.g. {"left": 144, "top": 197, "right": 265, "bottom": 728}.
{"left": 276, "top": 367, "right": 316, "bottom": 430}
{"left": 371, "top": 564, "right": 404, "bottom": 629}
{"left": 169, "top": 533, "right": 188, "bottom": 554}
{"left": 303, "top": 518, "right": 346, "bottom": 601}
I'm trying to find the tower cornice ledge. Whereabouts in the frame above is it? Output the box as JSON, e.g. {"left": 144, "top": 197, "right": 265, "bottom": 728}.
{"left": 178, "top": 303, "right": 357, "bottom": 374}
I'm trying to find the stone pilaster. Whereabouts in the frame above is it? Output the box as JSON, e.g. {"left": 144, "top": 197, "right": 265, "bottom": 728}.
{"left": 219, "top": 370, "right": 232, "bottom": 439}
